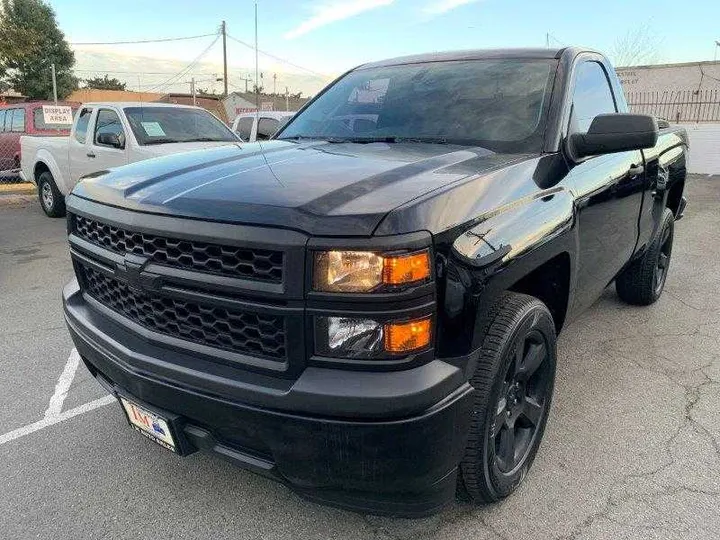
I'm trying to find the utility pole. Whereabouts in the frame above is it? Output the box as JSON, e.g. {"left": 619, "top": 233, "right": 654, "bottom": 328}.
{"left": 285, "top": 86, "right": 289, "bottom": 111}
{"left": 191, "top": 77, "right": 196, "bottom": 105}
{"left": 51, "top": 63, "right": 58, "bottom": 104}
{"left": 273, "top": 73, "right": 277, "bottom": 95}
{"left": 221, "top": 20, "right": 228, "bottom": 96}
{"left": 545, "top": 32, "right": 550, "bottom": 48}
{"left": 715, "top": 41, "right": 720, "bottom": 62}
{"left": 254, "top": 2, "right": 259, "bottom": 112}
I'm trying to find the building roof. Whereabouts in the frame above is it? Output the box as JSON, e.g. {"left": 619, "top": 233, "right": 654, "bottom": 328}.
{"left": 616, "top": 59, "right": 720, "bottom": 70}
{"left": 67, "top": 88, "right": 164, "bottom": 103}
{"left": 160, "top": 92, "right": 223, "bottom": 101}
{"left": 80, "top": 102, "right": 204, "bottom": 109}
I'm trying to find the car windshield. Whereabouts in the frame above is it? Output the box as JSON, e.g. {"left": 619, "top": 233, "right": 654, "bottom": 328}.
{"left": 278, "top": 59, "right": 555, "bottom": 153}
{"left": 124, "top": 107, "right": 238, "bottom": 145}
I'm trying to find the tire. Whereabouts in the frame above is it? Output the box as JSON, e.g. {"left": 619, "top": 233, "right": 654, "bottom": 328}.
{"left": 616, "top": 208, "right": 674, "bottom": 306}
{"left": 37, "top": 171, "right": 66, "bottom": 218}
{"left": 458, "top": 292, "right": 557, "bottom": 503}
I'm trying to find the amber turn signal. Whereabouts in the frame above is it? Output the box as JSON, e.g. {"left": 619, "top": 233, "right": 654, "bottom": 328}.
{"left": 384, "top": 317, "right": 432, "bottom": 354}
{"left": 382, "top": 251, "right": 431, "bottom": 286}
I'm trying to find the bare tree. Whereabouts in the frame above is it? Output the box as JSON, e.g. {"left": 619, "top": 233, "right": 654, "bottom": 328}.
{"left": 611, "top": 27, "right": 662, "bottom": 67}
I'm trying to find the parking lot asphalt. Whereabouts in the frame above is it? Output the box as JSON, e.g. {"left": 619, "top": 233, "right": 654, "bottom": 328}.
{"left": 1, "top": 176, "right": 719, "bottom": 540}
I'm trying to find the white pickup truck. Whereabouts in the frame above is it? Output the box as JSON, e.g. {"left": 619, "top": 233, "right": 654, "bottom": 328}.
{"left": 21, "top": 102, "right": 240, "bottom": 217}
{"left": 231, "top": 111, "right": 295, "bottom": 142}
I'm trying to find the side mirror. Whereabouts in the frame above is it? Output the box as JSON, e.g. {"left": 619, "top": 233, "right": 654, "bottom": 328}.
{"left": 570, "top": 113, "right": 658, "bottom": 158}
{"left": 97, "top": 132, "right": 124, "bottom": 149}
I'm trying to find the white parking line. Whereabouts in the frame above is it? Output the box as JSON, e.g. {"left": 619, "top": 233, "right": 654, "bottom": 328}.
{"left": 0, "top": 347, "right": 116, "bottom": 447}
{"left": 0, "top": 396, "right": 115, "bottom": 446}
{"left": 44, "top": 348, "right": 81, "bottom": 419}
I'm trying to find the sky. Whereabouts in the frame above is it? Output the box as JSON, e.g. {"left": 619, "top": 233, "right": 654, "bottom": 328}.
{"left": 49, "top": 0, "right": 720, "bottom": 96}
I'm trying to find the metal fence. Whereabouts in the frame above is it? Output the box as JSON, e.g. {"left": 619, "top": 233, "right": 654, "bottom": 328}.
{"left": 626, "top": 89, "right": 720, "bottom": 123}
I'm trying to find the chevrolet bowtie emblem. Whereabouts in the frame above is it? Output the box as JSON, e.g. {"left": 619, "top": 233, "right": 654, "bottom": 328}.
{"left": 115, "top": 254, "right": 161, "bottom": 292}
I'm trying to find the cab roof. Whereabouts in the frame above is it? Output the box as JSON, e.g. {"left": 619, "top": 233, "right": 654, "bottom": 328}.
{"left": 358, "top": 47, "right": 593, "bottom": 69}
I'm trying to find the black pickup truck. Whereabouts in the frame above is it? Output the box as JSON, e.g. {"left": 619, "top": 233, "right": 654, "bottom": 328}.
{"left": 63, "top": 47, "right": 688, "bottom": 516}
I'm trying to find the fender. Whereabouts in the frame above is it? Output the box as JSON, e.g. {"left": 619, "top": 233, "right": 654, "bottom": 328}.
{"left": 439, "top": 188, "right": 578, "bottom": 366}
{"left": 33, "top": 149, "right": 70, "bottom": 195}
{"left": 451, "top": 187, "right": 575, "bottom": 270}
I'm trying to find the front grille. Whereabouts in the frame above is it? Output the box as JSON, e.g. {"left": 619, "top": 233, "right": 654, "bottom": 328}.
{"left": 73, "top": 215, "right": 283, "bottom": 283}
{"left": 79, "top": 264, "right": 286, "bottom": 360}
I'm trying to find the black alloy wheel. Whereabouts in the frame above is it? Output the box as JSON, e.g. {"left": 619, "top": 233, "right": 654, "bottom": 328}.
{"left": 616, "top": 207, "right": 675, "bottom": 305}
{"left": 459, "top": 292, "right": 557, "bottom": 502}
{"left": 491, "top": 329, "right": 551, "bottom": 475}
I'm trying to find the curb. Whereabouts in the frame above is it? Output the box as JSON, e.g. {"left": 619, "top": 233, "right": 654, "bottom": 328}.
{"left": 0, "top": 182, "right": 35, "bottom": 195}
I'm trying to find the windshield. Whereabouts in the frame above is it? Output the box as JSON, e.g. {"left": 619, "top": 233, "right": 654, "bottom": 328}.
{"left": 124, "top": 107, "right": 238, "bottom": 145}
{"left": 278, "top": 59, "right": 555, "bottom": 153}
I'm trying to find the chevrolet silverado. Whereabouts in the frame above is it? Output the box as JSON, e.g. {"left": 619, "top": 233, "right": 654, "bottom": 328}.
{"left": 62, "top": 48, "right": 688, "bottom": 517}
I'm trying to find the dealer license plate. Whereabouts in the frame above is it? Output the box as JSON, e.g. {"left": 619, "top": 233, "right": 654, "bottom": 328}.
{"left": 120, "top": 397, "right": 176, "bottom": 452}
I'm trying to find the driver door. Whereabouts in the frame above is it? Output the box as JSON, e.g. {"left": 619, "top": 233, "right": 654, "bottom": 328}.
{"left": 89, "top": 108, "right": 129, "bottom": 171}
{"left": 566, "top": 59, "right": 646, "bottom": 313}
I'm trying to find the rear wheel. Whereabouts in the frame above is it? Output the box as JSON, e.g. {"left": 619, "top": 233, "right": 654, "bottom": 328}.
{"left": 38, "top": 171, "right": 66, "bottom": 218}
{"left": 458, "top": 292, "right": 557, "bottom": 502}
{"left": 616, "top": 208, "right": 674, "bottom": 305}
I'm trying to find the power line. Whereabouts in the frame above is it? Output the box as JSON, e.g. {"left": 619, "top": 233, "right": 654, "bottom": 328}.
{"left": 70, "top": 32, "right": 217, "bottom": 46}
{"left": 547, "top": 33, "right": 567, "bottom": 47}
{"left": 140, "top": 35, "right": 221, "bottom": 93}
{"left": 74, "top": 69, "right": 218, "bottom": 75}
{"left": 226, "top": 34, "right": 325, "bottom": 77}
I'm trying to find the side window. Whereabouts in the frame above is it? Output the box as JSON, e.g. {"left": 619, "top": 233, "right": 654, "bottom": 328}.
{"left": 94, "top": 109, "right": 125, "bottom": 148}
{"left": 4, "top": 110, "right": 13, "bottom": 131}
{"left": 570, "top": 61, "right": 617, "bottom": 134}
{"left": 11, "top": 108, "right": 26, "bottom": 132}
{"left": 235, "top": 117, "right": 253, "bottom": 140}
{"left": 74, "top": 108, "right": 93, "bottom": 143}
{"left": 257, "top": 117, "right": 280, "bottom": 141}
{"left": 0, "top": 110, "right": 5, "bottom": 132}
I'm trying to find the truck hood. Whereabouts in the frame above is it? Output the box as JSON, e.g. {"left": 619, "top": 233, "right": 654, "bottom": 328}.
{"left": 72, "top": 140, "right": 532, "bottom": 236}
{"left": 137, "top": 140, "right": 236, "bottom": 157}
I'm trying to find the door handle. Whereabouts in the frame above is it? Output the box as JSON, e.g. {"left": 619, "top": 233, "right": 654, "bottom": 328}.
{"left": 86, "top": 151, "right": 96, "bottom": 158}
{"left": 628, "top": 164, "right": 644, "bottom": 176}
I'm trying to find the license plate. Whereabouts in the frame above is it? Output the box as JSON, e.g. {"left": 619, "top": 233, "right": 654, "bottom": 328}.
{"left": 120, "top": 397, "right": 176, "bottom": 452}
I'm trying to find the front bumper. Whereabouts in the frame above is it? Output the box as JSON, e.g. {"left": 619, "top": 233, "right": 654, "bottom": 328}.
{"left": 64, "top": 280, "right": 476, "bottom": 517}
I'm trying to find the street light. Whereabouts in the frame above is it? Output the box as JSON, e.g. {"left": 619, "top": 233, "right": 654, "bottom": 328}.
{"left": 715, "top": 41, "right": 720, "bottom": 61}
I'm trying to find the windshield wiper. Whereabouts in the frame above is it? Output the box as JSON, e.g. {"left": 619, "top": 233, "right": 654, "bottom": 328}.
{"left": 324, "top": 136, "right": 401, "bottom": 144}
{"left": 277, "top": 135, "right": 327, "bottom": 142}
{"left": 143, "top": 138, "right": 181, "bottom": 145}
{"left": 180, "top": 137, "right": 223, "bottom": 142}
{"left": 326, "top": 136, "right": 452, "bottom": 144}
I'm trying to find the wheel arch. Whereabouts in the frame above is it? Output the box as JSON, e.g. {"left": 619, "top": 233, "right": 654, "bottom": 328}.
{"left": 32, "top": 150, "right": 68, "bottom": 194}
{"left": 442, "top": 188, "right": 578, "bottom": 358}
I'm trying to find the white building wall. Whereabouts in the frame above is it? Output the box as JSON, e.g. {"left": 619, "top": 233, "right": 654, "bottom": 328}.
{"left": 681, "top": 123, "right": 720, "bottom": 175}
{"left": 617, "top": 62, "right": 720, "bottom": 94}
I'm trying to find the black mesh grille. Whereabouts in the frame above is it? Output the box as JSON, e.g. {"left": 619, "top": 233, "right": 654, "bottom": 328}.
{"left": 79, "top": 264, "right": 286, "bottom": 360}
{"left": 73, "top": 215, "right": 283, "bottom": 283}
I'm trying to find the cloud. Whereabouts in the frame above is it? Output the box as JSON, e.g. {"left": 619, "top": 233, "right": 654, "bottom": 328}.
{"left": 284, "top": 0, "right": 394, "bottom": 40}
{"left": 422, "top": 0, "right": 481, "bottom": 16}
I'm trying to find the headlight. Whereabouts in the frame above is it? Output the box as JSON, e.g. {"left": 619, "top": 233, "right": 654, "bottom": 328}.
{"left": 315, "top": 315, "right": 432, "bottom": 359}
{"left": 313, "top": 249, "right": 431, "bottom": 292}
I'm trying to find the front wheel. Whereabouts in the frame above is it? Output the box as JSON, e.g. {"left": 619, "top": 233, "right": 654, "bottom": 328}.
{"left": 37, "top": 171, "right": 66, "bottom": 218}
{"left": 458, "top": 292, "right": 557, "bottom": 502}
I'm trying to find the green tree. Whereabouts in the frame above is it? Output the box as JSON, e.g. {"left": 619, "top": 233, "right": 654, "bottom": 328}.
{"left": 0, "top": 0, "right": 77, "bottom": 99}
{"left": 84, "top": 74, "right": 126, "bottom": 91}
